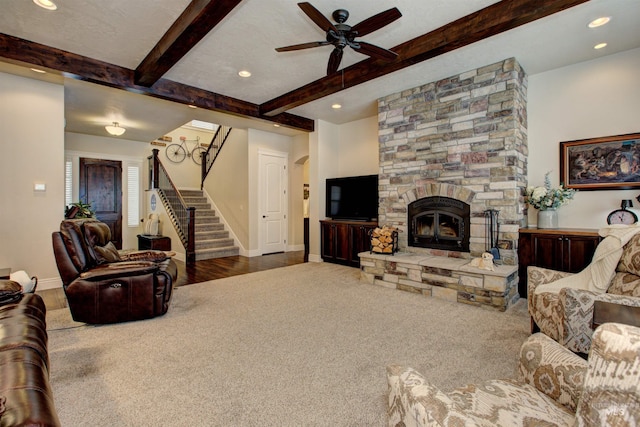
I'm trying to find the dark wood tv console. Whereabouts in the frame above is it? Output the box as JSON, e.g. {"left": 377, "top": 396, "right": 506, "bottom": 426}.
{"left": 320, "top": 220, "right": 378, "bottom": 268}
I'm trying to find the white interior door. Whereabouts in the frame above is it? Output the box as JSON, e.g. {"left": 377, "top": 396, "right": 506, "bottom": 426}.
{"left": 259, "top": 150, "right": 288, "bottom": 254}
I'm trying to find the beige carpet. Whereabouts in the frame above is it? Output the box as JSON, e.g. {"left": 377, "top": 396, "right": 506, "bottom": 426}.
{"left": 46, "top": 262, "right": 529, "bottom": 426}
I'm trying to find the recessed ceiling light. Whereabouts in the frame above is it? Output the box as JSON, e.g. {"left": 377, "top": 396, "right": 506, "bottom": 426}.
{"left": 594, "top": 42, "right": 608, "bottom": 50}
{"left": 188, "top": 104, "right": 197, "bottom": 109}
{"left": 30, "top": 68, "right": 46, "bottom": 74}
{"left": 33, "top": 0, "right": 57, "bottom": 10}
{"left": 331, "top": 103, "right": 342, "bottom": 109}
{"left": 588, "top": 16, "right": 610, "bottom": 28}
{"left": 273, "top": 124, "right": 280, "bottom": 128}
{"left": 238, "top": 70, "right": 251, "bottom": 78}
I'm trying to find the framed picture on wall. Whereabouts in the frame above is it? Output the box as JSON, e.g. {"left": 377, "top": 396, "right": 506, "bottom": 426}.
{"left": 560, "top": 132, "right": 640, "bottom": 191}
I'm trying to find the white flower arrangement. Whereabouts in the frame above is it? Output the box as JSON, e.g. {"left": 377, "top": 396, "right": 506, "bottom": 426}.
{"left": 525, "top": 172, "right": 576, "bottom": 211}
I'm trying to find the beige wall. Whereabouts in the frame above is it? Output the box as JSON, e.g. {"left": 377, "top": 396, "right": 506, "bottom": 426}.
{"left": 290, "top": 133, "right": 310, "bottom": 250}
{"left": 65, "top": 132, "right": 152, "bottom": 250}
{"left": 0, "top": 72, "right": 65, "bottom": 290}
{"left": 307, "top": 117, "right": 381, "bottom": 261}
{"left": 160, "top": 126, "right": 214, "bottom": 189}
{"left": 204, "top": 128, "right": 250, "bottom": 251}
{"left": 336, "top": 115, "right": 379, "bottom": 176}
{"left": 528, "top": 48, "right": 640, "bottom": 229}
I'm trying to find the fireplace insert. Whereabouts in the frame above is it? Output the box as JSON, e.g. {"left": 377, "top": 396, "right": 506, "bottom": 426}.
{"left": 408, "top": 196, "right": 470, "bottom": 252}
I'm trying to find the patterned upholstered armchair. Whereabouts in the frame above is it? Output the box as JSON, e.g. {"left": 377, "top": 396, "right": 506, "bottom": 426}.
{"left": 528, "top": 232, "right": 640, "bottom": 354}
{"left": 387, "top": 323, "right": 640, "bottom": 427}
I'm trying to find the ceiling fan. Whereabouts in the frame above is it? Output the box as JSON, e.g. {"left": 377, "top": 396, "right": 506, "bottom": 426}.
{"left": 275, "top": 2, "right": 402, "bottom": 75}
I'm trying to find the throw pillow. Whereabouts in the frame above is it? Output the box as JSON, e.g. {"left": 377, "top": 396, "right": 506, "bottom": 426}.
{"left": 607, "top": 272, "right": 640, "bottom": 297}
{"left": 0, "top": 280, "right": 22, "bottom": 305}
{"left": 617, "top": 233, "right": 640, "bottom": 276}
{"left": 94, "top": 241, "right": 122, "bottom": 263}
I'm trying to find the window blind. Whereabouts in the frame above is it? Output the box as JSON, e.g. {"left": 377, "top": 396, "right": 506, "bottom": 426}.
{"left": 127, "top": 165, "right": 140, "bottom": 227}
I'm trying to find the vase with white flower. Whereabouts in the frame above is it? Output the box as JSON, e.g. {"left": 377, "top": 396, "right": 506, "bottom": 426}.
{"left": 525, "top": 172, "right": 576, "bottom": 228}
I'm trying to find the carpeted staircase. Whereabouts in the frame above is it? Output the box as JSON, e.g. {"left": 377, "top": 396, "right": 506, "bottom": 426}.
{"left": 180, "top": 189, "right": 239, "bottom": 260}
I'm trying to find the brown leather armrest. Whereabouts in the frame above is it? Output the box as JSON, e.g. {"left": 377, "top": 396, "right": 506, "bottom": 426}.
{"left": 78, "top": 261, "right": 158, "bottom": 281}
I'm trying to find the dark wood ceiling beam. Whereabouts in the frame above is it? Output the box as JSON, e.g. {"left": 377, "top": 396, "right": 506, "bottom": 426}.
{"left": 135, "top": 0, "right": 244, "bottom": 87}
{"left": 0, "top": 33, "right": 314, "bottom": 132}
{"left": 260, "top": 0, "right": 589, "bottom": 117}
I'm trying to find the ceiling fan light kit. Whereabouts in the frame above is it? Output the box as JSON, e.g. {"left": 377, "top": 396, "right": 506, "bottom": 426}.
{"left": 276, "top": 2, "right": 402, "bottom": 75}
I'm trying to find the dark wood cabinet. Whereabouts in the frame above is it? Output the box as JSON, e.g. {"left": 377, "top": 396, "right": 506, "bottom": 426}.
{"left": 518, "top": 228, "right": 600, "bottom": 297}
{"left": 320, "top": 220, "right": 377, "bottom": 268}
{"left": 137, "top": 234, "right": 171, "bottom": 251}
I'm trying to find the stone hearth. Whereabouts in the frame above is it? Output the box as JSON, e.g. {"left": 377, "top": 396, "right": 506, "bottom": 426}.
{"left": 359, "top": 252, "right": 519, "bottom": 311}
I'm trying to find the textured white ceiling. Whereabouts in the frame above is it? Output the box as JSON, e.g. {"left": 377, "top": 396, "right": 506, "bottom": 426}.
{"left": 0, "top": 0, "right": 639, "bottom": 141}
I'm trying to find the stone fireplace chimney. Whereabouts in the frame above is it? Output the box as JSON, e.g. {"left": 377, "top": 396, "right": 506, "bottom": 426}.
{"left": 377, "top": 58, "right": 528, "bottom": 265}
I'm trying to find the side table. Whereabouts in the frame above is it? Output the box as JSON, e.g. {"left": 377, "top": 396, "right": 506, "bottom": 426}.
{"left": 137, "top": 235, "right": 171, "bottom": 251}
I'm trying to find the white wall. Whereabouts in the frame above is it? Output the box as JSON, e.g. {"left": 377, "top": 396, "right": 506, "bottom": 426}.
{"left": 0, "top": 72, "right": 65, "bottom": 290}
{"left": 528, "top": 48, "right": 640, "bottom": 229}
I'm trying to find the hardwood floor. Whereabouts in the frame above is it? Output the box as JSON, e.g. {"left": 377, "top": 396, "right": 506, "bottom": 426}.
{"left": 174, "top": 251, "right": 306, "bottom": 286}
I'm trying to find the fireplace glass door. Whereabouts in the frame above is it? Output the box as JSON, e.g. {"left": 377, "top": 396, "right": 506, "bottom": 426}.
{"left": 408, "top": 196, "right": 470, "bottom": 252}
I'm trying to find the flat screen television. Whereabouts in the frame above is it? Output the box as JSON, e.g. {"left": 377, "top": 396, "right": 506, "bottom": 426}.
{"left": 325, "top": 174, "right": 378, "bottom": 221}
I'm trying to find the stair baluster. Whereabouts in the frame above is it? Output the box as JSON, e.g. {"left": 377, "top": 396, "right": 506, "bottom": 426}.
{"left": 201, "top": 125, "right": 232, "bottom": 189}
{"left": 149, "top": 149, "right": 196, "bottom": 263}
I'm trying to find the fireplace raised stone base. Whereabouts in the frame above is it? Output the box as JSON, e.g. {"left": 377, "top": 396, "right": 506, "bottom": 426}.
{"left": 359, "top": 252, "right": 519, "bottom": 311}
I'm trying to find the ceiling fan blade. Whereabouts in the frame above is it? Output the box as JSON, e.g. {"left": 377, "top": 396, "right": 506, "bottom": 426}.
{"left": 350, "top": 7, "right": 402, "bottom": 37}
{"left": 327, "top": 48, "right": 343, "bottom": 75}
{"left": 276, "top": 41, "right": 330, "bottom": 52}
{"left": 354, "top": 41, "right": 398, "bottom": 60}
{"left": 298, "top": 2, "right": 338, "bottom": 33}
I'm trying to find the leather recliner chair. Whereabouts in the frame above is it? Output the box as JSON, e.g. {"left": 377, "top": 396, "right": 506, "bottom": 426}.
{"left": 52, "top": 219, "right": 177, "bottom": 324}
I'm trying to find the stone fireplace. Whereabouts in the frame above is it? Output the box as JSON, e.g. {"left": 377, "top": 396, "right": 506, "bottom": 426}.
{"left": 360, "top": 58, "right": 527, "bottom": 311}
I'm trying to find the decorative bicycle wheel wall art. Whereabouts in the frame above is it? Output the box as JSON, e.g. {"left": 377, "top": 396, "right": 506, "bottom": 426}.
{"left": 165, "top": 136, "right": 207, "bottom": 165}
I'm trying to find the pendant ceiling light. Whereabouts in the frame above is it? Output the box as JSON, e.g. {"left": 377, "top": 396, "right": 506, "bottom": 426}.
{"left": 105, "top": 122, "right": 126, "bottom": 136}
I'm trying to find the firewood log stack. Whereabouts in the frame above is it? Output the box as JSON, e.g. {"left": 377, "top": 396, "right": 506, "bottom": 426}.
{"left": 370, "top": 225, "right": 398, "bottom": 254}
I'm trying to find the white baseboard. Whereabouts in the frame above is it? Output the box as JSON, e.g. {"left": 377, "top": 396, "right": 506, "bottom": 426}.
{"left": 308, "top": 254, "right": 323, "bottom": 263}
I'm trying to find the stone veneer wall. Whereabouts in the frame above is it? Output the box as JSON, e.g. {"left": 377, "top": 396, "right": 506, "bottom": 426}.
{"left": 377, "top": 58, "right": 528, "bottom": 265}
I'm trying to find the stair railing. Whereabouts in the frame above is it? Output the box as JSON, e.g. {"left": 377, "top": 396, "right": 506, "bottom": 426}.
{"left": 149, "top": 149, "right": 196, "bottom": 264}
{"left": 201, "top": 125, "right": 232, "bottom": 189}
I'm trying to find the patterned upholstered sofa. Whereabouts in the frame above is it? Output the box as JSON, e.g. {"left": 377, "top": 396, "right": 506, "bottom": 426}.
{"left": 528, "top": 232, "right": 640, "bottom": 354}
{"left": 387, "top": 323, "right": 640, "bottom": 427}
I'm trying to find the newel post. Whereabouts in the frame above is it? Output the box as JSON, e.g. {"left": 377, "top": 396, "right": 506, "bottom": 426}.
{"left": 150, "top": 148, "right": 160, "bottom": 189}
{"left": 186, "top": 206, "right": 196, "bottom": 264}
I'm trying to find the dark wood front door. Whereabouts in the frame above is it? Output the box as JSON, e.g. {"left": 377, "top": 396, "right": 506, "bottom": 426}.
{"left": 79, "top": 158, "right": 123, "bottom": 249}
